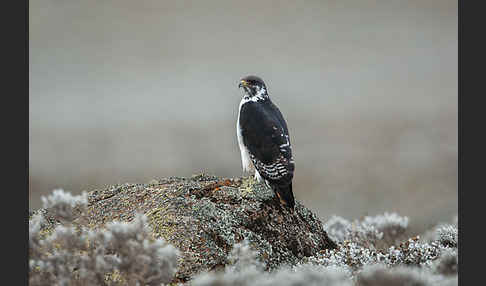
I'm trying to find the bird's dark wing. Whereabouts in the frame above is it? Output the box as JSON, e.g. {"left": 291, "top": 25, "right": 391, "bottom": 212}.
{"left": 239, "top": 101, "right": 294, "bottom": 183}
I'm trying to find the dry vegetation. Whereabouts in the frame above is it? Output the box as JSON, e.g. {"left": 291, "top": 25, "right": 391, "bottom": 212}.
{"left": 29, "top": 187, "right": 457, "bottom": 286}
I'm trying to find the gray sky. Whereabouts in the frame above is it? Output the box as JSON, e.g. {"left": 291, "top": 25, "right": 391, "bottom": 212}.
{"left": 30, "top": 0, "right": 457, "bottom": 232}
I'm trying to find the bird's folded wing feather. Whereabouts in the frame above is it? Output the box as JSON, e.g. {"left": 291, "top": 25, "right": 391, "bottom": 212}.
{"left": 239, "top": 102, "right": 294, "bottom": 182}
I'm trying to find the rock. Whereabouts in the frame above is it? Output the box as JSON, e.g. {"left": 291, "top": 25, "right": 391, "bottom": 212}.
{"left": 70, "top": 174, "right": 337, "bottom": 282}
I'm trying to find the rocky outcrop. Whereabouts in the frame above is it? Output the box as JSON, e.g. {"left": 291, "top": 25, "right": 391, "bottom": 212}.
{"left": 60, "top": 174, "right": 337, "bottom": 282}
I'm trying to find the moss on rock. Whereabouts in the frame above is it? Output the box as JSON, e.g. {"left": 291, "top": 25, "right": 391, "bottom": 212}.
{"left": 47, "top": 174, "right": 337, "bottom": 282}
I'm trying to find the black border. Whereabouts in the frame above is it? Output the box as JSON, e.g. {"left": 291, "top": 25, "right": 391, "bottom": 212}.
{"left": 8, "top": 0, "right": 28, "bottom": 282}
{"left": 459, "top": 0, "right": 484, "bottom": 285}
{"left": 24, "top": 0, "right": 29, "bottom": 283}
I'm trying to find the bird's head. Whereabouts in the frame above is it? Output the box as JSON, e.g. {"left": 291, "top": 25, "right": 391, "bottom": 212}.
{"left": 238, "top": 75, "right": 268, "bottom": 100}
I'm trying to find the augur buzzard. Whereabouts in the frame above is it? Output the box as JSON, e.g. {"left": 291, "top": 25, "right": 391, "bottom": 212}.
{"left": 236, "top": 75, "right": 296, "bottom": 209}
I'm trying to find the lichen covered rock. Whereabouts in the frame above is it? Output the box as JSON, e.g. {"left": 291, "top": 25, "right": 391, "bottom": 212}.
{"left": 73, "top": 174, "right": 337, "bottom": 282}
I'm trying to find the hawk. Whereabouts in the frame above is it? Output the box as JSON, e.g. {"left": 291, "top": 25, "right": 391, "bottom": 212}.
{"left": 236, "top": 75, "right": 296, "bottom": 209}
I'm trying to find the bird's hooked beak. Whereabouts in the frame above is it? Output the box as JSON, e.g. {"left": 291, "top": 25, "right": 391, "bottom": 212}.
{"left": 239, "top": 80, "right": 248, "bottom": 89}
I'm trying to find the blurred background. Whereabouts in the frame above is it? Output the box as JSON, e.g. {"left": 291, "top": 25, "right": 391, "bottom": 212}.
{"left": 29, "top": 0, "right": 457, "bottom": 234}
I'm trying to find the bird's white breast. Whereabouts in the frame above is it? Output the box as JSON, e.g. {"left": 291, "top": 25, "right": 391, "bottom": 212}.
{"left": 237, "top": 98, "right": 254, "bottom": 173}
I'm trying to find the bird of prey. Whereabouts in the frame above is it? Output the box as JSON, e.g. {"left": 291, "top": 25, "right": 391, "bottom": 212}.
{"left": 237, "top": 75, "right": 295, "bottom": 209}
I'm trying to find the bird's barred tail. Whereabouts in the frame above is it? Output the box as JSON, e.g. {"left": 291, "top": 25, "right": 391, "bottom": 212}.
{"left": 274, "top": 183, "right": 295, "bottom": 209}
